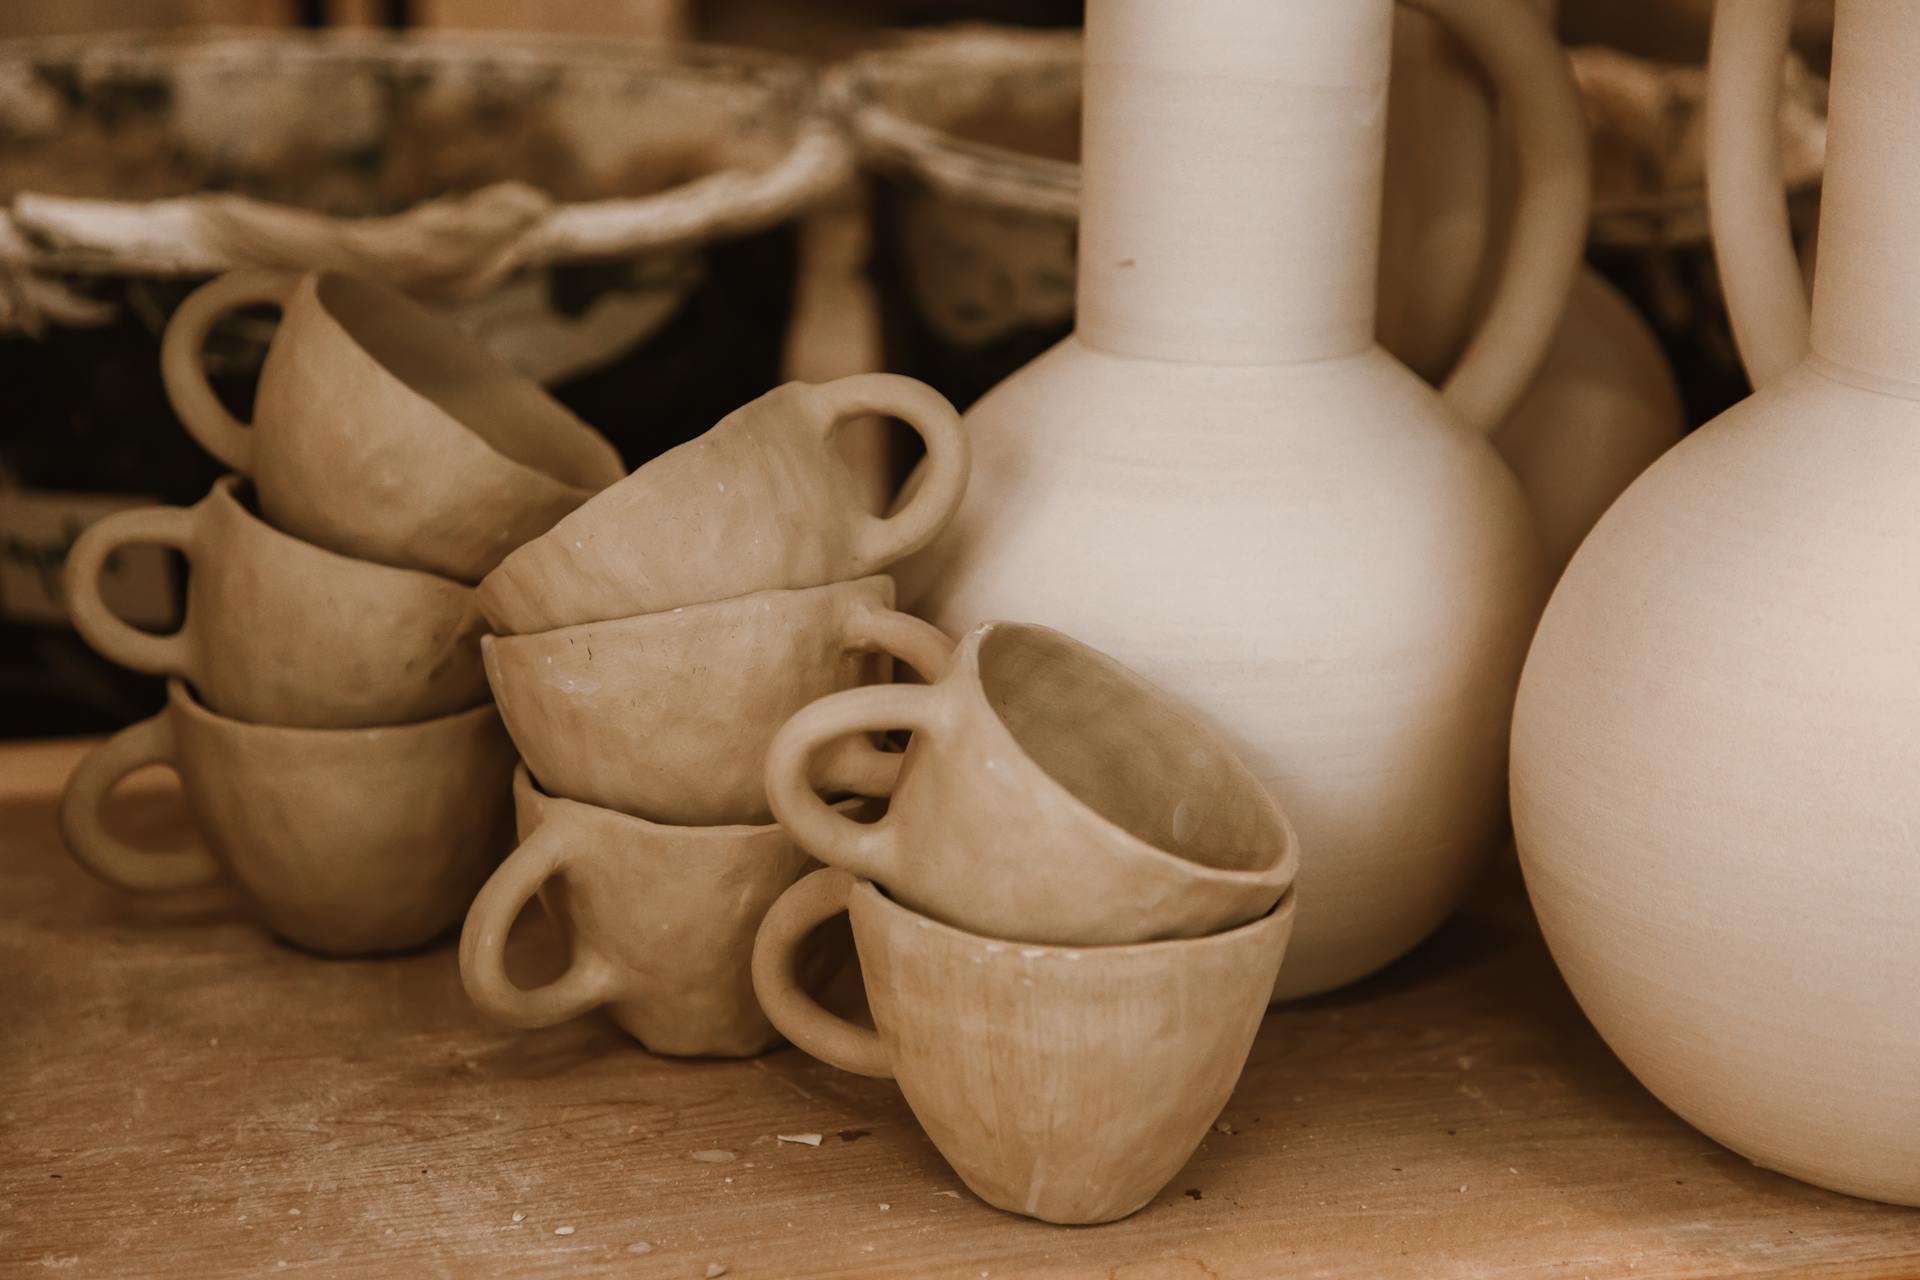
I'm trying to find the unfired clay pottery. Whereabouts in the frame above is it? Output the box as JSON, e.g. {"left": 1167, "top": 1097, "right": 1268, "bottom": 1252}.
{"left": 162, "top": 269, "right": 626, "bottom": 582}
{"left": 765, "top": 622, "right": 1298, "bottom": 947}
{"left": 460, "top": 766, "right": 850, "bottom": 1058}
{"left": 63, "top": 476, "right": 489, "bottom": 729}
{"left": 60, "top": 680, "right": 514, "bottom": 955}
{"left": 753, "top": 867, "right": 1295, "bottom": 1225}
{"left": 1509, "top": 0, "right": 1920, "bottom": 1206}
{"left": 482, "top": 576, "right": 951, "bottom": 825}
{"left": 904, "top": 0, "right": 1587, "bottom": 995}
{"left": 477, "top": 373, "right": 967, "bottom": 635}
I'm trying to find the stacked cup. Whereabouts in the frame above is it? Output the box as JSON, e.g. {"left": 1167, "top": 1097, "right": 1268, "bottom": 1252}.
{"left": 458, "top": 372, "right": 970, "bottom": 1057}
{"left": 59, "top": 268, "right": 627, "bottom": 956}
{"left": 753, "top": 621, "right": 1302, "bottom": 1225}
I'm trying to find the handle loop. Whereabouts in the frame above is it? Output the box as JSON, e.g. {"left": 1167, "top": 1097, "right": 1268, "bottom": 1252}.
{"left": 458, "top": 823, "right": 623, "bottom": 1029}
{"left": 1705, "top": 0, "right": 1808, "bottom": 389}
{"left": 1404, "top": 0, "right": 1591, "bottom": 434}
{"left": 805, "top": 374, "right": 969, "bottom": 569}
{"left": 59, "top": 713, "right": 222, "bottom": 892}
{"left": 63, "top": 504, "right": 199, "bottom": 677}
{"left": 751, "top": 868, "right": 892, "bottom": 1079}
{"left": 765, "top": 682, "right": 946, "bottom": 881}
{"left": 160, "top": 270, "right": 299, "bottom": 472}
{"left": 815, "top": 603, "right": 954, "bottom": 797}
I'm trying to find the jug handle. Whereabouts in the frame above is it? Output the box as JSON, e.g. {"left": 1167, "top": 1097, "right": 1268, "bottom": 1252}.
{"left": 1404, "top": 0, "right": 1591, "bottom": 435}
{"left": 1705, "top": 0, "right": 1809, "bottom": 389}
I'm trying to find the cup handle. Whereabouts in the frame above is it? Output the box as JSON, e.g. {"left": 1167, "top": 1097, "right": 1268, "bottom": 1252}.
{"left": 63, "top": 504, "right": 197, "bottom": 676}
{"left": 458, "top": 823, "right": 622, "bottom": 1029}
{"left": 765, "top": 682, "right": 946, "bottom": 881}
{"left": 751, "top": 868, "right": 892, "bottom": 1079}
{"left": 806, "top": 374, "right": 969, "bottom": 571}
{"left": 817, "top": 603, "right": 955, "bottom": 796}
{"left": 59, "top": 713, "right": 222, "bottom": 892}
{"left": 160, "top": 270, "right": 299, "bottom": 473}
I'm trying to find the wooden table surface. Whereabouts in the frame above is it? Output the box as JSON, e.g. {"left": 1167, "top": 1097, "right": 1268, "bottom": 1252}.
{"left": 3, "top": 737, "right": 1917, "bottom": 1279}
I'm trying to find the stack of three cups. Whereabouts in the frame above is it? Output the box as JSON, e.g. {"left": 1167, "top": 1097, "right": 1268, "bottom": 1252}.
{"left": 59, "top": 268, "right": 627, "bottom": 956}
{"left": 459, "top": 372, "right": 970, "bottom": 1057}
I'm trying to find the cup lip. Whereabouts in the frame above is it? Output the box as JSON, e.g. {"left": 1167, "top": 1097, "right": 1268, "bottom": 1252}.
{"left": 204, "top": 473, "right": 475, "bottom": 591}
{"left": 851, "top": 874, "right": 1295, "bottom": 957}
{"left": 952, "top": 621, "right": 1301, "bottom": 889}
{"left": 482, "top": 573, "right": 896, "bottom": 649}
{"left": 165, "top": 677, "right": 497, "bottom": 738}
{"left": 513, "top": 761, "right": 870, "bottom": 838}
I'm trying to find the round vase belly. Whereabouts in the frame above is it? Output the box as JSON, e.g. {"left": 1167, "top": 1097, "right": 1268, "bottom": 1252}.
{"left": 915, "top": 338, "right": 1543, "bottom": 997}
{"left": 1512, "top": 365, "right": 1920, "bottom": 1205}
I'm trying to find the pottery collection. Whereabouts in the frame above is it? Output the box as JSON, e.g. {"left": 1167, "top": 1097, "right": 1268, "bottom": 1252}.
{"left": 51, "top": 0, "right": 1918, "bottom": 1229}
{"left": 1511, "top": 0, "right": 1920, "bottom": 1206}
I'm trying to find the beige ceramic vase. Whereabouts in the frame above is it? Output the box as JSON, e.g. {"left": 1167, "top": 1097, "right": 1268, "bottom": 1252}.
{"left": 1510, "top": 0, "right": 1920, "bottom": 1206}
{"left": 906, "top": 0, "right": 1589, "bottom": 997}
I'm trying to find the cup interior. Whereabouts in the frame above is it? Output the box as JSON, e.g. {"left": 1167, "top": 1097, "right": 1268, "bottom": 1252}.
{"left": 313, "top": 272, "right": 615, "bottom": 488}
{"left": 975, "top": 625, "right": 1287, "bottom": 874}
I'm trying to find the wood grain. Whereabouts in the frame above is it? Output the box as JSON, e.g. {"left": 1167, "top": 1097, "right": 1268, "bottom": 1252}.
{"left": 1, "top": 738, "right": 1916, "bottom": 1278}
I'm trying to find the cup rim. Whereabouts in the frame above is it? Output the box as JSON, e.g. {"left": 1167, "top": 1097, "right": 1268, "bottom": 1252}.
{"left": 205, "top": 474, "right": 475, "bottom": 590}
{"left": 165, "top": 677, "right": 497, "bottom": 739}
{"left": 851, "top": 874, "right": 1294, "bottom": 957}
{"left": 483, "top": 574, "right": 896, "bottom": 649}
{"left": 953, "top": 621, "right": 1300, "bottom": 889}
{"left": 513, "top": 761, "right": 871, "bottom": 838}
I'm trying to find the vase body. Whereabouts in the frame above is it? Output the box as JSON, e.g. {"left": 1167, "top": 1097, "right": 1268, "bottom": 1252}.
{"left": 1511, "top": 0, "right": 1920, "bottom": 1205}
{"left": 908, "top": 0, "right": 1580, "bottom": 997}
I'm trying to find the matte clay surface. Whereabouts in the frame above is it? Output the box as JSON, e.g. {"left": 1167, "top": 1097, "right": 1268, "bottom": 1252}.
{"left": 901, "top": 0, "right": 1587, "bottom": 996}
{"left": 1511, "top": 0, "right": 1920, "bottom": 1207}
{"left": 477, "top": 373, "right": 967, "bottom": 634}
{"left": 754, "top": 870, "right": 1293, "bottom": 1224}
{"left": 483, "top": 576, "right": 950, "bottom": 825}
{"left": 5, "top": 738, "right": 1917, "bottom": 1277}
{"left": 63, "top": 475, "right": 490, "bottom": 730}
{"left": 766, "top": 623, "right": 1297, "bottom": 947}
{"left": 59, "top": 682, "right": 515, "bottom": 956}
{"left": 162, "top": 269, "right": 626, "bottom": 582}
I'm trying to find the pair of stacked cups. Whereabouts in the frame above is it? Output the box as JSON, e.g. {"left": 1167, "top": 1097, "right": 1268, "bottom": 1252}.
{"left": 458, "top": 373, "right": 970, "bottom": 1056}
{"left": 59, "top": 269, "right": 627, "bottom": 955}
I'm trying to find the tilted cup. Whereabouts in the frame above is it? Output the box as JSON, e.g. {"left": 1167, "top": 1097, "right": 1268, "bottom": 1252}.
{"left": 765, "top": 622, "right": 1299, "bottom": 946}
{"left": 481, "top": 575, "right": 952, "bottom": 825}
{"left": 64, "top": 476, "right": 490, "bottom": 729}
{"left": 754, "top": 868, "right": 1294, "bottom": 1224}
{"left": 161, "top": 269, "right": 626, "bottom": 582}
{"left": 458, "top": 766, "right": 856, "bottom": 1058}
{"left": 476, "top": 374, "right": 969, "bottom": 633}
{"left": 59, "top": 680, "right": 515, "bottom": 955}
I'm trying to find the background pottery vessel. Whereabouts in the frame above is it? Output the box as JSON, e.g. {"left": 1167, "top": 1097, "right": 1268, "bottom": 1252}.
{"left": 1509, "top": 0, "right": 1920, "bottom": 1206}
{"left": 903, "top": 0, "right": 1588, "bottom": 996}
{"left": 753, "top": 868, "right": 1295, "bottom": 1225}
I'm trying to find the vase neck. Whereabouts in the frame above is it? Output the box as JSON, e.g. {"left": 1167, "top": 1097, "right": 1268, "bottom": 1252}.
{"left": 1074, "top": 0, "right": 1393, "bottom": 366}
{"left": 1810, "top": 0, "right": 1920, "bottom": 388}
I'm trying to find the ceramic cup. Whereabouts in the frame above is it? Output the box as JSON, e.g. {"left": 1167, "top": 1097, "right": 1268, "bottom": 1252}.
{"left": 481, "top": 575, "right": 952, "bottom": 825}
{"left": 765, "top": 621, "right": 1298, "bottom": 946}
{"left": 754, "top": 867, "right": 1294, "bottom": 1224}
{"left": 161, "top": 269, "right": 627, "bottom": 582}
{"left": 475, "top": 374, "right": 969, "bottom": 634}
{"left": 63, "top": 476, "right": 490, "bottom": 729}
{"left": 459, "top": 766, "right": 857, "bottom": 1057}
{"left": 59, "top": 680, "right": 515, "bottom": 955}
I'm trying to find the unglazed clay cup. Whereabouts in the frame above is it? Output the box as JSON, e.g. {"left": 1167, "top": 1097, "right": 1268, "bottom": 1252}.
{"left": 161, "top": 269, "right": 626, "bottom": 582}
{"left": 476, "top": 374, "right": 968, "bottom": 633}
{"left": 765, "top": 621, "right": 1298, "bottom": 946}
{"left": 63, "top": 476, "right": 490, "bottom": 729}
{"left": 59, "top": 680, "right": 515, "bottom": 955}
{"left": 755, "top": 867, "right": 1294, "bottom": 1224}
{"left": 458, "top": 766, "right": 856, "bottom": 1058}
{"left": 481, "top": 575, "right": 952, "bottom": 825}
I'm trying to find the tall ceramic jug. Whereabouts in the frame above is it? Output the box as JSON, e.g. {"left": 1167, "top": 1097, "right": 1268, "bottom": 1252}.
{"left": 907, "top": 0, "right": 1589, "bottom": 998}
{"left": 1510, "top": 0, "right": 1920, "bottom": 1206}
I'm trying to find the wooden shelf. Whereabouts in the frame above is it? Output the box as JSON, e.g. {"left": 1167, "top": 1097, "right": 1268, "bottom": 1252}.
{"left": 4, "top": 737, "right": 1917, "bottom": 1277}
